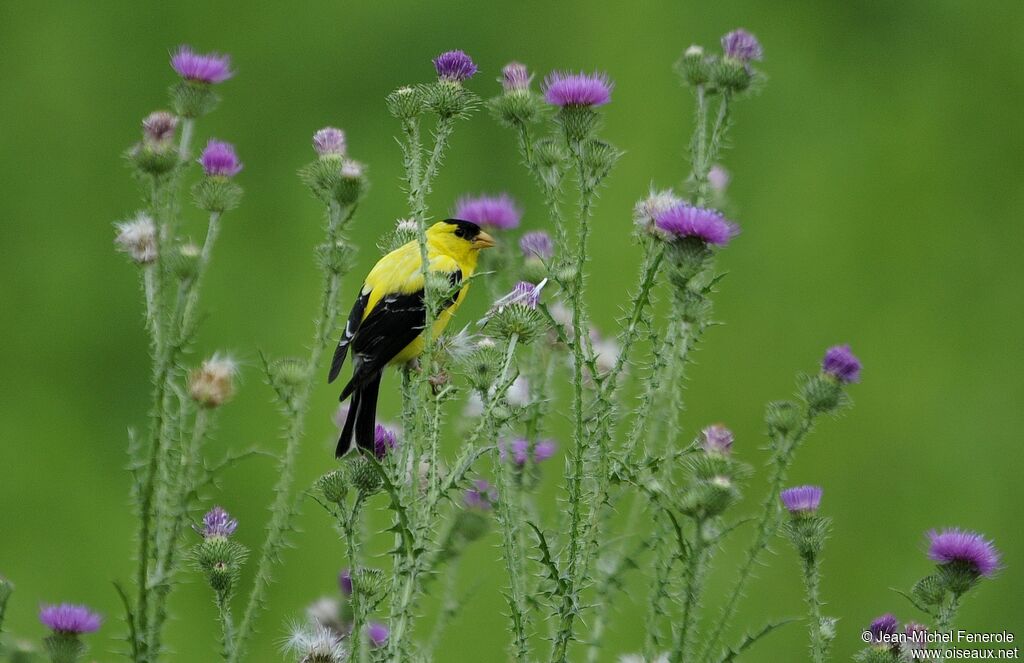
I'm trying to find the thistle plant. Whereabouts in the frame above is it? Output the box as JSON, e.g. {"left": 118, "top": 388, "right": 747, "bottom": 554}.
{"left": 0, "top": 26, "right": 1007, "bottom": 663}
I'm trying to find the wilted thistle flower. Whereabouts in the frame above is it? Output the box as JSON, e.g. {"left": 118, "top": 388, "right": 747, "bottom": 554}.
{"left": 338, "top": 568, "right": 353, "bottom": 596}
{"left": 502, "top": 62, "right": 531, "bottom": 92}
{"left": 708, "top": 165, "right": 730, "bottom": 193}
{"left": 171, "top": 46, "right": 234, "bottom": 84}
{"left": 189, "top": 354, "right": 238, "bottom": 408}
{"left": 543, "top": 71, "right": 613, "bottom": 107}
{"left": 366, "top": 622, "right": 390, "bottom": 648}
{"left": 433, "top": 49, "right": 478, "bottom": 82}
{"left": 306, "top": 597, "right": 344, "bottom": 637}
{"left": 519, "top": 231, "right": 553, "bottom": 260}
{"left": 464, "top": 479, "right": 497, "bottom": 510}
{"left": 313, "top": 127, "right": 346, "bottom": 159}
{"left": 780, "top": 485, "right": 823, "bottom": 515}
{"left": 721, "top": 29, "right": 764, "bottom": 63}
{"left": 454, "top": 193, "right": 522, "bottom": 230}
{"left": 373, "top": 423, "right": 398, "bottom": 460}
{"left": 284, "top": 623, "right": 345, "bottom": 663}
{"left": 114, "top": 213, "right": 158, "bottom": 264}
{"left": 654, "top": 203, "right": 739, "bottom": 246}
{"left": 822, "top": 344, "right": 862, "bottom": 383}
{"left": 198, "top": 506, "right": 239, "bottom": 538}
{"left": 633, "top": 189, "right": 683, "bottom": 234}
{"left": 867, "top": 613, "right": 899, "bottom": 644}
{"left": 701, "top": 424, "right": 733, "bottom": 455}
{"left": 39, "top": 604, "right": 102, "bottom": 635}
{"left": 199, "top": 139, "right": 242, "bottom": 177}
{"left": 142, "top": 111, "right": 178, "bottom": 146}
{"left": 927, "top": 528, "right": 1000, "bottom": 578}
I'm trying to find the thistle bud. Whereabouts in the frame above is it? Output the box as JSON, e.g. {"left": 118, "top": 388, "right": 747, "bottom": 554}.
{"left": 712, "top": 58, "right": 754, "bottom": 93}
{"left": 765, "top": 400, "right": 802, "bottom": 438}
{"left": 130, "top": 111, "right": 179, "bottom": 174}
{"left": 580, "top": 139, "right": 620, "bottom": 187}
{"left": 193, "top": 528, "right": 248, "bottom": 597}
{"left": 425, "top": 80, "right": 473, "bottom": 118}
{"left": 489, "top": 62, "right": 543, "bottom": 127}
{"left": 676, "top": 44, "right": 712, "bottom": 86}
{"left": 338, "top": 160, "right": 367, "bottom": 205}
{"left": 347, "top": 455, "right": 382, "bottom": 496}
{"left": 166, "top": 242, "right": 201, "bottom": 280}
{"left": 350, "top": 567, "right": 386, "bottom": 600}
{"left": 800, "top": 374, "right": 844, "bottom": 415}
{"left": 486, "top": 281, "right": 547, "bottom": 343}
{"left": 316, "top": 469, "right": 348, "bottom": 505}
{"left": 114, "top": 214, "right": 158, "bottom": 265}
{"left": 701, "top": 424, "right": 733, "bottom": 455}
{"left": 315, "top": 239, "right": 358, "bottom": 277}
{"left": 188, "top": 355, "right": 238, "bottom": 408}
{"left": 532, "top": 137, "right": 568, "bottom": 190}
{"left": 269, "top": 357, "right": 309, "bottom": 391}
{"left": 386, "top": 85, "right": 425, "bottom": 119}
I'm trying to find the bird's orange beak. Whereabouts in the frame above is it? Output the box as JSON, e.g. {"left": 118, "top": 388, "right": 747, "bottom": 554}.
{"left": 474, "top": 231, "right": 497, "bottom": 249}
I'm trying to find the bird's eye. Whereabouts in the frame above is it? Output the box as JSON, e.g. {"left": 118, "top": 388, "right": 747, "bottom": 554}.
{"left": 454, "top": 227, "right": 466, "bottom": 238}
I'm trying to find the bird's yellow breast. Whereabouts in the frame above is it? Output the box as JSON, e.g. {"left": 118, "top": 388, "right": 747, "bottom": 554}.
{"left": 360, "top": 236, "right": 478, "bottom": 365}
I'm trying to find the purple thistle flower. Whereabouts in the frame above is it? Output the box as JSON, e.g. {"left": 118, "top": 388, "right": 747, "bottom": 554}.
{"left": 534, "top": 439, "right": 557, "bottom": 462}
{"left": 433, "top": 50, "right": 478, "bottom": 82}
{"left": 170, "top": 46, "right": 233, "bottom": 84}
{"left": 312, "top": 127, "right": 346, "bottom": 158}
{"left": 519, "top": 231, "right": 553, "bottom": 260}
{"left": 500, "top": 438, "right": 531, "bottom": 466}
{"left": 511, "top": 281, "right": 541, "bottom": 308}
{"left": 199, "top": 506, "right": 238, "bottom": 538}
{"left": 868, "top": 614, "right": 899, "bottom": 643}
{"left": 338, "top": 568, "right": 353, "bottom": 596}
{"left": 721, "top": 29, "right": 764, "bottom": 63}
{"left": 502, "top": 62, "right": 531, "bottom": 92}
{"left": 822, "top": 344, "right": 862, "bottom": 383}
{"left": 701, "top": 424, "right": 734, "bottom": 455}
{"left": 780, "top": 485, "right": 823, "bottom": 515}
{"left": 199, "top": 139, "right": 242, "bottom": 177}
{"left": 454, "top": 193, "right": 522, "bottom": 230}
{"left": 927, "top": 528, "right": 1001, "bottom": 577}
{"left": 373, "top": 424, "right": 398, "bottom": 460}
{"left": 464, "top": 479, "right": 497, "bottom": 510}
{"left": 542, "top": 71, "right": 613, "bottom": 107}
{"left": 366, "top": 622, "right": 390, "bottom": 648}
{"left": 654, "top": 203, "right": 739, "bottom": 246}
{"left": 39, "top": 604, "right": 102, "bottom": 635}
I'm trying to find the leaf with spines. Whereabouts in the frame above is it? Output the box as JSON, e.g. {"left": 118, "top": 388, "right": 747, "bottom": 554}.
{"left": 527, "top": 521, "right": 568, "bottom": 600}
{"left": 716, "top": 618, "right": 799, "bottom": 663}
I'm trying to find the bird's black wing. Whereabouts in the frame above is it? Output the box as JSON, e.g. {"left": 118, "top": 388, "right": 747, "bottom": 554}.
{"left": 328, "top": 289, "right": 369, "bottom": 384}
{"left": 340, "top": 270, "right": 463, "bottom": 398}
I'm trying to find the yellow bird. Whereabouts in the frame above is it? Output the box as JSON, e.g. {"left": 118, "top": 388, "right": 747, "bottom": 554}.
{"left": 328, "top": 219, "right": 495, "bottom": 457}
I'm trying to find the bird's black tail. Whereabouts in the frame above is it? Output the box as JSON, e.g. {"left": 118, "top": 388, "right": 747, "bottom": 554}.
{"left": 336, "top": 371, "right": 383, "bottom": 458}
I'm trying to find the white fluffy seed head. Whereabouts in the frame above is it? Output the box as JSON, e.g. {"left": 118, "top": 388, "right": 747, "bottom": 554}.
{"left": 114, "top": 213, "right": 158, "bottom": 264}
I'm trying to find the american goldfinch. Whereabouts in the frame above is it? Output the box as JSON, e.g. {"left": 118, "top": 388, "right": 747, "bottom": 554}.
{"left": 328, "top": 219, "right": 496, "bottom": 457}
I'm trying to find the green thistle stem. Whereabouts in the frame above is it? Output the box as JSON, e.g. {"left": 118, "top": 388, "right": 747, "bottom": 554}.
{"left": 232, "top": 201, "right": 350, "bottom": 662}
{"left": 670, "top": 520, "right": 709, "bottom": 663}
{"left": 343, "top": 497, "right": 367, "bottom": 663}
{"left": 934, "top": 592, "right": 962, "bottom": 661}
{"left": 800, "top": 553, "right": 826, "bottom": 663}
{"left": 216, "top": 593, "right": 236, "bottom": 662}
{"left": 177, "top": 119, "right": 195, "bottom": 162}
{"left": 701, "top": 416, "right": 813, "bottom": 662}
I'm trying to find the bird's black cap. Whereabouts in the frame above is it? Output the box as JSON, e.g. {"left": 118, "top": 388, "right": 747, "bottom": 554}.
{"left": 443, "top": 218, "right": 483, "bottom": 239}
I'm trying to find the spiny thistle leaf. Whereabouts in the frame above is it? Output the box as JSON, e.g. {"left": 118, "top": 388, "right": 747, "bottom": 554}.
{"left": 716, "top": 618, "right": 799, "bottom": 663}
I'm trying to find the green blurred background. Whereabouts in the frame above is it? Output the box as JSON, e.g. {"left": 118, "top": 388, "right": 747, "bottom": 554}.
{"left": 2, "top": 1, "right": 1022, "bottom": 660}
